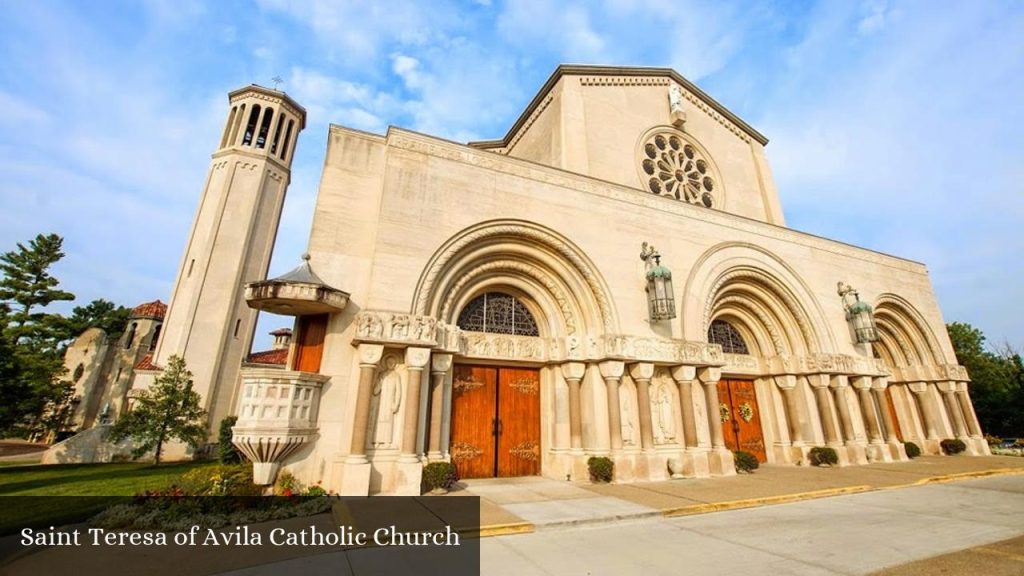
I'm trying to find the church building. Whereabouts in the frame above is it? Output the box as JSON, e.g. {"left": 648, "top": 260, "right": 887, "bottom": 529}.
{"left": 122, "top": 65, "right": 989, "bottom": 494}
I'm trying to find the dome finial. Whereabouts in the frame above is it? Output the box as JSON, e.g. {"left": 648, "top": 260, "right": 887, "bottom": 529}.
{"left": 301, "top": 252, "right": 311, "bottom": 262}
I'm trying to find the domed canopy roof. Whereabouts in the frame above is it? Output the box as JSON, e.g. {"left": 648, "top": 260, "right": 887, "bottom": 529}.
{"left": 131, "top": 300, "right": 167, "bottom": 320}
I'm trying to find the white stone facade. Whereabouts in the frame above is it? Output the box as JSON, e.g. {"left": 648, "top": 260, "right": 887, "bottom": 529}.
{"left": 148, "top": 66, "right": 987, "bottom": 494}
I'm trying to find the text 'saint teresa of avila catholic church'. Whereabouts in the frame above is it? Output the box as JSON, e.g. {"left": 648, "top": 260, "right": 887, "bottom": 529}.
{"left": 53, "top": 65, "right": 990, "bottom": 495}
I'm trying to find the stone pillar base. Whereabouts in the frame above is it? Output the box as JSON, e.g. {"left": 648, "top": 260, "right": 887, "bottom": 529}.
{"left": 339, "top": 461, "right": 372, "bottom": 496}
{"left": 922, "top": 438, "right": 942, "bottom": 455}
{"left": 680, "top": 449, "right": 712, "bottom": 478}
{"left": 828, "top": 443, "right": 852, "bottom": 467}
{"left": 608, "top": 452, "right": 670, "bottom": 482}
{"left": 708, "top": 449, "right": 736, "bottom": 476}
{"left": 888, "top": 442, "right": 908, "bottom": 461}
{"left": 844, "top": 444, "right": 869, "bottom": 465}
{"left": 968, "top": 437, "right": 991, "bottom": 455}
{"left": 791, "top": 445, "right": 811, "bottom": 466}
{"left": 866, "top": 443, "right": 893, "bottom": 463}
{"left": 771, "top": 443, "right": 794, "bottom": 464}
{"left": 391, "top": 460, "right": 424, "bottom": 496}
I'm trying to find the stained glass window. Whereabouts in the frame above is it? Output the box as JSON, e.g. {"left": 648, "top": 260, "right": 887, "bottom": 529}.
{"left": 708, "top": 319, "right": 749, "bottom": 355}
{"left": 457, "top": 292, "right": 540, "bottom": 337}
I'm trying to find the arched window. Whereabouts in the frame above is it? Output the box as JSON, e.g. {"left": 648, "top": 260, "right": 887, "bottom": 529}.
{"left": 149, "top": 323, "right": 162, "bottom": 352}
{"left": 256, "top": 107, "right": 273, "bottom": 149}
{"left": 457, "top": 292, "right": 540, "bottom": 337}
{"left": 242, "top": 104, "right": 261, "bottom": 146}
{"left": 708, "top": 319, "right": 749, "bottom": 355}
{"left": 124, "top": 322, "right": 137, "bottom": 350}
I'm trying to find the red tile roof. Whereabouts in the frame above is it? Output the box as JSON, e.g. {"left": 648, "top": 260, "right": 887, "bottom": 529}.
{"left": 134, "top": 353, "right": 160, "bottom": 371}
{"left": 269, "top": 327, "right": 293, "bottom": 336}
{"left": 131, "top": 300, "right": 167, "bottom": 320}
{"left": 246, "top": 348, "right": 288, "bottom": 366}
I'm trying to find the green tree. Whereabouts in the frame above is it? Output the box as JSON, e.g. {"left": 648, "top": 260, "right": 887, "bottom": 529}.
{"left": 946, "top": 322, "right": 1024, "bottom": 437}
{"left": 108, "top": 355, "right": 207, "bottom": 464}
{"left": 59, "top": 298, "right": 132, "bottom": 343}
{"left": 0, "top": 234, "right": 76, "bottom": 437}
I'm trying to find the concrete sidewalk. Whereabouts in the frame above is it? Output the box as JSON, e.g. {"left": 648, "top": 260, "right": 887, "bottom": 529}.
{"left": 460, "top": 455, "right": 1024, "bottom": 535}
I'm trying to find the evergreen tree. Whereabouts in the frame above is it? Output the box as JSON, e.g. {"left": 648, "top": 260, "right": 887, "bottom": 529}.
{"left": 59, "top": 298, "right": 132, "bottom": 344}
{"left": 0, "top": 234, "right": 75, "bottom": 437}
{"left": 108, "top": 355, "right": 207, "bottom": 464}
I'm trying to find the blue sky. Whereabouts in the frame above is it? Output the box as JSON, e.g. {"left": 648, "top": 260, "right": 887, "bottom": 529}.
{"left": 1, "top": 0, "right": 1022, "bottom": 353}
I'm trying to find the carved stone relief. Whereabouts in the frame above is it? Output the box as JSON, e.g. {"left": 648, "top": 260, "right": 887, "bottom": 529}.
{"left": 368, "top": 355, "right": 403, "bottom": 449}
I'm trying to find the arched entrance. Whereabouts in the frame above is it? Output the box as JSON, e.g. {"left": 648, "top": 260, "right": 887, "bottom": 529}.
{"left": 450, "top": 293, "right": 543, "bottom": 478}
{"left": 708, "top": 319, "right": 767, "bottom": 462}
{"left": 413, "top": 220, "right": 618, "bottom": 480}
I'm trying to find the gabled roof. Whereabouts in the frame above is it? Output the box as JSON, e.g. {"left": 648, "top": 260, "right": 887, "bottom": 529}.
{"left": 468, "top": 64, "right": 768, "bottom": 149}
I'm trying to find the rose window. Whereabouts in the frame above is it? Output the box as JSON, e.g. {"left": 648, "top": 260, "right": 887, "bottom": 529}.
{"left": 640, "top": 132, "right": 716, "bottom": 208}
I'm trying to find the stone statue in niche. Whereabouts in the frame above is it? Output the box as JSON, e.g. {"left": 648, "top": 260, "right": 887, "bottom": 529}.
{"left": 369, "top": 355, "right": 403, "bottom": 448}
{"left": 620, "top": 384, "right": 637, "bottom": 447}
{"left": 652, "top": 380, "right": 676, "bottom": 445}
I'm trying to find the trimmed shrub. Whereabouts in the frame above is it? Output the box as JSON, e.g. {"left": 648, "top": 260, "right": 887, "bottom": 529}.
{"left": 984, "top": 434, "right": 1002, "bottom": 447}
{"left": 733, "top": 450, "right": 759, "bottom": 473}
{"left": 218, "top": 416, "right": 242, "bottom": 463}
{"left": 941, "top": 439, "right": 967, "bottom": 455}
{"left": 904, "top": 441, "right": 921, "bottom": 458}
{"left": 808, "top": 446, "right": 839, "bottom": 467}
{"left": 422, "top": 462, "right": 459, "bottom": 493}
{"left": 181, "top": 464, "right": 262, "bottom": 496}
{"left": 587, "top": 456, "right": 614, "bottom": 483}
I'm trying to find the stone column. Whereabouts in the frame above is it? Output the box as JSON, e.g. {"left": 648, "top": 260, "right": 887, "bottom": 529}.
{"left": 808, "top": 374, "right": 840, "bottom": 446}
{"left": 699, "top": 367, "right": 734, "bottom": 476}
{"left": 427, "top": 353, "right": 452, "bottom": 461}
{"left": 347, "top": 344, "right": 384, "bottom": 463}
{"left": 956, "top": 382, "right": 983, "bottom": 438}
{"left": 671, "top": 365, "right": 699, "bottom": 449}
{"left": 871, "top": 378, "right": 899, "bottom": 443}
{"left": 908, "top": 382, "right": 940, "bottom": 440}
{"left": 399, "top": 347, "right": 431, "bottom": 463}
{"left": 599, "top": 361, "right": 625, "bottom": 452}
{"left": 339, "top": 344, "right": 383, "bottom": 496}
{"left": 562, "top": 362, "right": 586, "bottom": 454}
{"left": 629, "top": 363, "right": 656, "bottom": 451}
{"left": 829, "top": 375, "right": 857, "bottom": 444}
{"left": 937, "top": 381, "right": 969, "bottom": 439}
{"left": 853, "top": 376, "right": 883, "bottom": 444}
{"left": 775, "top": 375, "right": 804, "bottom": 445}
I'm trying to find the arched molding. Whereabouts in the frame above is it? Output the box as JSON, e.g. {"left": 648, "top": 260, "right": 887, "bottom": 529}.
{"left": 873, "top": 294, "right": 946, "bottom": 366}
{"left": 413, "top": 219, "right": 618, "bottom": 335}
{"left": 683, "top": 242, "right": 835, "bottom": 355}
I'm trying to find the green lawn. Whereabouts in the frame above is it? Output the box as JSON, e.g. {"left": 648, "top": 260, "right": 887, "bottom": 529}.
{"left": 0, "top": 460, "right": 217, "bottom": 496}
{"left": 0, "top": 460, "right": 220, "bottom": 534}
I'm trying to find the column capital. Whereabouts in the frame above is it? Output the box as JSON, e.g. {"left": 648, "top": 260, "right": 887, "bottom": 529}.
{"left": 561, "top": 361, "right": 586, "bottom": 380}
{"left": 935, "top": 381, "right": 958, "bottom": 393}
{"left": 850, "top": 376, "right": 873, "bottom": 390}
{"left": 358, "top": 343, "right": 384, "bottom": 366}
{"left": 907, "top": 381, "right": 929, "bottom": 394}
{"left": 774, "top": 374, "right": 797, "bottom": 390}
{"left": 671, "top": 365, "right": 697, "bottom": 382}
{"left": 828, "top": 374, "right": 849, "bottom": 390}
{"left": 430, "top": 353, "right": 453, "bottom": 374}
{"left": 807, "top": 373, "right": 831, "bottom": 389}
{"left": 629, "top": 362, "right": 655, "bottom": 380}
{"left": 697, "top": 366, "right": 721, "bottom": 384}
{"left": 598, "top": 360, "right": 625, "bottom": 379}
{"left": 404, "top": 346, "right": 431, "bottom": 369}
{"left": 956, "top": 381, "right": 969, "bottom": 393}
{"left": 871, "top": 376, "right": 889, "bottom": 390}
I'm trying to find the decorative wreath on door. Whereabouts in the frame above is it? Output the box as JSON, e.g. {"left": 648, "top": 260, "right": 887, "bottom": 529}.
{"left": 738, "top": 402, "right": 754, "bottom": 423}
{"left": 719, "top": 403, "right": 730, "bottom": 423}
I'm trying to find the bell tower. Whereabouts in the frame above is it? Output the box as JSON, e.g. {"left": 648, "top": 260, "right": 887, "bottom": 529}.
{"left": 147, "top": 85, "right": 306, "bottom": 434}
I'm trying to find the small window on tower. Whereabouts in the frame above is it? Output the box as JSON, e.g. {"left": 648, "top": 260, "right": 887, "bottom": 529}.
{"left": 242, "top": 105, "right": 261, "bottom": 146}
{"left": 234, "top": 319, "right": 241, "bottom": 338}
{"left": 124, "top": 323, "right": 137, "bottom": 349}
{"left": 149, "top": 324, "right": 162, "bottom": 351}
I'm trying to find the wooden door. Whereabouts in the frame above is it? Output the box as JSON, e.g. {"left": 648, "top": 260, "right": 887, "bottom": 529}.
{"left": 449, "top": 365, "right": 541, "bottom": 478}
{"left": 885, "top": 387, "right": 904, "bottom": 442}
{"left": 497, "top": 368, "right": 541, "bottom": 477}
{"left": 718, "top": 380, "right": 767, "bottom": 462}
{"left": 449, "top": 366, "right": 498, "bottom": 479}
{"left": 293, "top": 314, "right": 327, "bottom": 373}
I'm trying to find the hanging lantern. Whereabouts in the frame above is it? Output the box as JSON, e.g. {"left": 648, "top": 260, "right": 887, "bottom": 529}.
{"left": 837, "top": 282, "right": 879, "bottom": 343}
{"left": 641, "top": 242, "right": 676, "bottom": 321}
